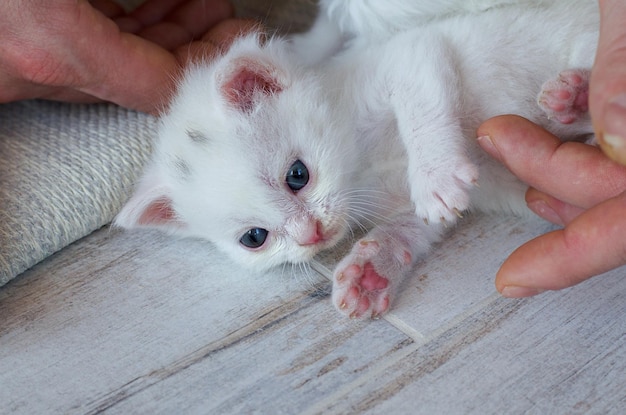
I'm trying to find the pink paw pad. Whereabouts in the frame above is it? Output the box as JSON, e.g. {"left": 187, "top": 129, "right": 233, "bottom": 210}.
{"left": 538, "top": 69, "right": 590, "bottom": 124}
{"left": 333, "top": 241, "right": 391, "bottom": 319}
{"left": 361, "top": 262, "right": 389, "bottom": 291}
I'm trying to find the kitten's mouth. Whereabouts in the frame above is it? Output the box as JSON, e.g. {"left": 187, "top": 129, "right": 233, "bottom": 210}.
{"left": 314, "top": 227, "right": 344, "bottom": 250}
{"left": 299, "top": 227, "right": 342, "bottom": 252}
{"left": 296, "top": 219, "right": 341, "bottom": 247}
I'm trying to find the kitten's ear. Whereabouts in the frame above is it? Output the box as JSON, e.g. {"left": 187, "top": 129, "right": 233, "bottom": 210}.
{"left": 115, "top": 169, "right": 183, "bottom": 231}
{"left": 220, "top": 57, "right": 284, "bottom": 111}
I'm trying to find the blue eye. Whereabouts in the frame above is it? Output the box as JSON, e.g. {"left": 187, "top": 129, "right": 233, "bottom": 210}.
{"left": 240, "top": 228, "right": 268, "bottom": 248}
{"left": 286, "top": 159, "right": 309, "bottom": 192}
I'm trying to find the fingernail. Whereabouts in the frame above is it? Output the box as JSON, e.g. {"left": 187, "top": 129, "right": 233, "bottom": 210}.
{"left": 501, "top": 286, "right": 545, "bottom": 298}
{"left": 601, "top": 134, "right": 626, "bottom": 164}
{"left": 600, "top": 93, "right": 626, "bottom": 165}
{"left": 527, "top": 200, "right": 564, "bottom": 226}
{"left": 477, "top": 135, "right": 502, "bottom": 160}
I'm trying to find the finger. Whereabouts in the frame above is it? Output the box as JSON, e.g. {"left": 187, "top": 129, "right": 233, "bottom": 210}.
{"left": 130, "top": 0, "right": 191, "bottom": 26}
{"left": 590, "top": 0, "right": 626, "bottom": 164}
{"left": 138, "top": 22, "right": 195, "bottom": 51}
{"left": 84, "top": 33, "right": 180, "bottom": 114}
{"left": 0, "top": 1, "right": 179, "bottom": 113}
{"left": 496, "top": 190, "right": 626, "bottom": 297}
{"left": 4, "top": 32, "right": 176, "bottom": 114}
{"left": 32, "top": 86, "right": 103, "bottom": 104}
{"left": 136, "top": 0, "right": 234, "bottom": 51}
{"left": 200, "top": 18, "right": 263, "bottom": 45}
{"left": 131, "top": 0, "right": 232, "bottom": 28}
{"left": 524, "top": 187, "right": 585, "bottom": 226}
{"left": 477, "top": 115, "right": 626, "bottom": 209}
{"left": 165, "top": 0, "right": 233, "bottom": 38}
{"left": 113, "top": 16, "right": 143, "bottom": 34}
{"left": 175, "top": 19, "right": 262, "bottom": 65}
{"left": 0, "top": 75, "right": 103, "bottom": 104}
{"left": 71, "top": 4, "right": 181, "bottom": 113}
{"left": 89, "top": 19, "right": 257, "bottom": 113}
{"left": 89, "top": 0, "right": 125, "bottom": 18}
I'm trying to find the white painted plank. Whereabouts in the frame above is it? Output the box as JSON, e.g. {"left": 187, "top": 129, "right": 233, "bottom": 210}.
{"left": 95, "top": 301, "right": 412, "bottom": 415}
{"left": 306, "top": 271, "right": 626, "bottom": 414}
{"left": 390, "top": 213, "right": 557, "bottom": 335}
{"left": 2, "top": 213, "right": 625, "bottom": 414}
{"left": 0, "top": 227, "right": 328, "bottom": 414}
{"left": 315, "top": 213, "right": 557, "bottom": 338}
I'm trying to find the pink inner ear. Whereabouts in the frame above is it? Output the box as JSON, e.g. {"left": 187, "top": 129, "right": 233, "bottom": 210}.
{"left": 222, "top": 62, "right": 282, "bottom": 111}
{"left": 138, "top": 197, "right": 178, "bottom": 226}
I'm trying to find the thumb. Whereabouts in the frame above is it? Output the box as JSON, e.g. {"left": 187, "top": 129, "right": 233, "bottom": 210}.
{"left": 590, "top": 0, "right": 626, "bottom": 165}
{"left": 55, "top": 2, "right": 180, "bottom": 114}
{"left": 81, "top": 33, "right": 179, "bottom": 115}
{"left": 75, "top": 19, "right": 179, "bottom": 114}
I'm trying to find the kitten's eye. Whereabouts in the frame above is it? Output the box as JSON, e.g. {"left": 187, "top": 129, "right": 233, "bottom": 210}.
{"left": 240, "top": 228, "right": 268, "bottom": 249}
{"left": 286, "top": 159, "right": 309, "bottom": 192}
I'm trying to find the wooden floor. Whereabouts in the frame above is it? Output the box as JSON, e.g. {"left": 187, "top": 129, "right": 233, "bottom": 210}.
{"left": 1, "top": 212, "right": 625, "bottom": 414}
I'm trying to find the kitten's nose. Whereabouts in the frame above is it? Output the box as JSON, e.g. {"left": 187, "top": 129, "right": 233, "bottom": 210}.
{"left": 298, "top": 220, "right": 324, "bottom": 246}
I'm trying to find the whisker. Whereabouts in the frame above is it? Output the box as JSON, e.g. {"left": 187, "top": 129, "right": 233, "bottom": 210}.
{"left": 348, "top": 205, "right": 394, "bottom": 226}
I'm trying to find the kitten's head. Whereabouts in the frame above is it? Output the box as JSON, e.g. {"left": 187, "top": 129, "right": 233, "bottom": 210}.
{"left": 116, "top": 33, "right": 359, "bottom": 269}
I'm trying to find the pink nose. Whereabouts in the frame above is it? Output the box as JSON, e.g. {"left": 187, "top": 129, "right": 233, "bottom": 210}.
{"left": 299, "top": 220, "right": 324, "bottom": 246}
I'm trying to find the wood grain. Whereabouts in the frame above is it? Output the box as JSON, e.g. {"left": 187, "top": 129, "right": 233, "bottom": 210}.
{"left": 1, "top": 213, "right": 625, "bottom": 414}
{"left": 1, "top": 1, "right": 625, "bottom": 413}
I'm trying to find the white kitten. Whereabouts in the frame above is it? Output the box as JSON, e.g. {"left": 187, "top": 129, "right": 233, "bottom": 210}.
{"left": 116, "top": 0, "right": 599, "bottom": 319}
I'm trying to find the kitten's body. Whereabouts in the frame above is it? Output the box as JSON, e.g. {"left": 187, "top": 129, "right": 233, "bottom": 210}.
{"left": 117, "top": 0, "right": 599, "bottom": 318}
{"left": 290, "top": 0, "right": 550, "bottom": 65}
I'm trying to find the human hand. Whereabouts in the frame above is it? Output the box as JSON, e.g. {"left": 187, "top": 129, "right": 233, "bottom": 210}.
{"left": 0, "top": 0, "right": 257, "bottom": 115}
{"left": 590, "top": 0, "right": 626, "bottom": 164}
{"left": 477, "top": 115, "right": 626, "bottom": 297}
{"left": 475, "top": 0, "right": 626, "bottom": 297}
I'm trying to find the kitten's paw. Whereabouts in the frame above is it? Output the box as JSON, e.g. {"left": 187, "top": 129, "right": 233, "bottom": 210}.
{"left": 332, "top": 240, "right": 402, "bottom": 319}
{"left": 538, "top": 69, "right": 590, "bottom": 124}
{"left": 411, "top": 159, "right": 478, "bottom": 225}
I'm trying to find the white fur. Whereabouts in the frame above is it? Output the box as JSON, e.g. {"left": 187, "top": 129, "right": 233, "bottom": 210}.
{"left": 290, "top": 0, "right": 550, "bottom": 64}
{"left": 117, "top": 0, "right": 599, "bottom": 318}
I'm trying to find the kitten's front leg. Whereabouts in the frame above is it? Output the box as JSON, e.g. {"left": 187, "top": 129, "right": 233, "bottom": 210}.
{"left": 393, "top": 101, "right": 479, "bottom": 225}
{"left": 332, "top": 214, "right": 441, "bottom": 318}
{"left": 402, "top": 135, "right": 479, "bottom": 224}
{"left": 384, "top": 35, "right": 479, "bottom": 224}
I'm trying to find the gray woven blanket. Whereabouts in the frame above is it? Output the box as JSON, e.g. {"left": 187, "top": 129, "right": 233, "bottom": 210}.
{"left": 0, "top": 0, "right": 316, "bottom": 288}
{"left": 0, "top": 102, "right": 155, "bottom": 285}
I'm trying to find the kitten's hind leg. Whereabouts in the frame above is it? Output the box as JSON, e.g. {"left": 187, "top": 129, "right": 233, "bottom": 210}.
{"left": 331, "top": 214, "right": 441, "bottom": 319}
{"left": 538, "top": 69, "right": 591, "bottom": 124}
